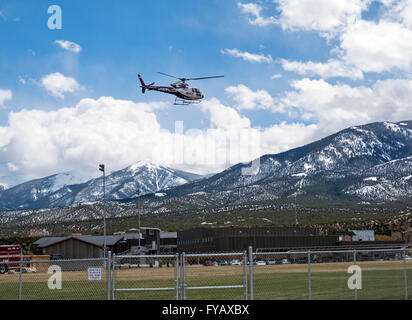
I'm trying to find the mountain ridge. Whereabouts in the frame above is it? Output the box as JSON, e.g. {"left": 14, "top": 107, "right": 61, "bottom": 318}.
{"left": 0, "top": 162, "right": 204, "bottom": 210}
{"left": 2, "top": 120, "right": 412, "bottom": 214}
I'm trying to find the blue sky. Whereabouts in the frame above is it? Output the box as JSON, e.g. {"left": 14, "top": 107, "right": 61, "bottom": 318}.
{"left": 1, "top": 0, "right": 412, "bottom": 186}
{"left": 0, "top": 0, "right": 326, "bottom": 129}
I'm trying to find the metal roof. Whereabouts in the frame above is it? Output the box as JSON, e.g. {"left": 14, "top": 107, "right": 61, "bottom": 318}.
{"left": 160, "top": 232, "right": 177, "bottom": 238}
{"left": 34, "top": 235, "right": 124, "bottom": 248}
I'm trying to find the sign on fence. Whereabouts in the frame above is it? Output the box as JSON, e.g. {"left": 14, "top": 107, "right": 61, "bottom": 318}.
{"left": 88, "top": 267, "right": 102, "bottom": 281}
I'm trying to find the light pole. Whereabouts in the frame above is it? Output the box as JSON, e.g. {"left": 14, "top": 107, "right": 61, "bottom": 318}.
{"left": 136, "top": 190, "right": 141, "bottom": 250}
{"left": 99, "top": 164, "right": 106, "bottom": 259}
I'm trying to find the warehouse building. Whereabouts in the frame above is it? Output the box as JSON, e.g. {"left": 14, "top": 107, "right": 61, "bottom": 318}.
{"left": 33, "top": 234, "right": 139, "bottom": 259}
{"left": 177, "top": 227, "right": 406, "bottom": 253}
{"left": 34, "top": 229, "right": 177, "bottom": 259}
{"left": 177, "top": 226, "right": 337, "bottom": 253}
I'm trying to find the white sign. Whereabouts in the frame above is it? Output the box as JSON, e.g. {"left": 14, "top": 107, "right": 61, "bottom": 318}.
{"left": 87, "top": 267, "right": 102, "bottom": 281}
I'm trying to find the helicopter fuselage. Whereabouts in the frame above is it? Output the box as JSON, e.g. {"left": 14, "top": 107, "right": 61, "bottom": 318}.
{"left": 138, "top": 75, "right": 204, "bottom": 101}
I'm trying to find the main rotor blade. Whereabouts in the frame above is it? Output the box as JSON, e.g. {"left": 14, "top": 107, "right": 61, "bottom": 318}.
{"left": 158, "top": 72, "right": 224, "bottom": 82}
{"left": 157, "top": 72, "right": 182, "bottom": 80}
{"left": 185, "top": 75, "right": 225, "bottom": 81}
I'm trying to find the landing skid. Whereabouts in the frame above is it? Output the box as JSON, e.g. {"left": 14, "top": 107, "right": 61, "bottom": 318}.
{"left": 174, "top": 98, "right": 202, "bottom": 106}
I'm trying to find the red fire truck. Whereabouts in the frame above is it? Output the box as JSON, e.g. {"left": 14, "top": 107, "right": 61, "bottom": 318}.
{"left": 0, "top": 245, "right": 22, "bottom": 274}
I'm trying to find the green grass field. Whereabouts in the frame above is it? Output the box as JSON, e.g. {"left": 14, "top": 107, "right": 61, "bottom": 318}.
{"left": 0, "top": 261, "right": 411, "bottom": 300}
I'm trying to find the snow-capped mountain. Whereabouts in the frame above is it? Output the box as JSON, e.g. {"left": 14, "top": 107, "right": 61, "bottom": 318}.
{"left": 147, "top": 120, "right": 412, "bottom": 204}
{"left": 0, "top": 172, "right": 87, "bottom": 210}
{"left": 0, "top": 162, "right": 203, "bottom": 210}
{"left": 2, "top": 120, "right": 412, "bottom": 223}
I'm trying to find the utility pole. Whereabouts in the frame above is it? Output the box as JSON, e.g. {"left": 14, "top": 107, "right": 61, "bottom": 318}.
{"left": 99, "top": 164, "right": 106, "bottom": 259}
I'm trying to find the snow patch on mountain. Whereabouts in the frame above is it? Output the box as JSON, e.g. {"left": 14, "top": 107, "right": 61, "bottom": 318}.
{"left": 51, "top": 173, "right": 86, "bottom": 192}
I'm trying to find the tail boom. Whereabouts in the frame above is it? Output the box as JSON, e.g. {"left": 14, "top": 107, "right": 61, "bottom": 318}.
{"left": 138, "top": 74, "right": 147, "bottom": 93}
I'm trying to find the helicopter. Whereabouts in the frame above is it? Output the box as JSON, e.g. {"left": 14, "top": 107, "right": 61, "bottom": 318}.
{"left": 138, "top": 72, "right": 224, "bottom": 105}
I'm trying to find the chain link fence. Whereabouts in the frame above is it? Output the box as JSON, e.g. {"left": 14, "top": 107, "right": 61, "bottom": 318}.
{"left": 0, "top": 257, "right": 110, "bottom": 300}
{"left": 0, "top": 247, "right": 410, "bottom": 300}
{"left": 309, "top": 250, "right": 353, "bottom": 300}
{"left": 181, "top": 252, "right": 248, "bottom": 300}
{"left": 251, "top": 251, "right": 310, "bottom": 300}
{"left": 355, "top": 249, "right": 407, "bottom": 300}
{"left": 251, "top": 247, "right": 411, "bottom": 300}
{"left": 112, "top": 254, "right": 178, "bottom": 300}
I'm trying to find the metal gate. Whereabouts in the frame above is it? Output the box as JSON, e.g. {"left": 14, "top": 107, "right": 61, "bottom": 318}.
{"left": 112, "top": 254, "right": 179, "bottom": 300}
{"left": 181, "top": 252, "right": 248, "bottom": 300}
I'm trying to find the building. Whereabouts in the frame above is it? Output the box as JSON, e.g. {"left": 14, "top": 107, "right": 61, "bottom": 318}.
{"left": 160, "top": 232, "right": 177, "bottom": 254}
{"left": 33, "top": 229, "right": 178, "bottom": 258}
{"left": 177, "top": 226, "right": 406, "bottom": 253}
{"left": 33, "top": 234, "right": 141, "bottom": 259}
{"left": 177, "top": 226, "right": 339, "bottom": 253}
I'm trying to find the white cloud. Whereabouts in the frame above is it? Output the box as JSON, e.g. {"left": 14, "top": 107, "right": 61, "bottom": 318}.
{"left": 271, "top": 74, "right": 282, "bottom": 80}
{"left": 7, "top": 163, "right": 19, "bottom": 172}
{"left": 199, "top": 98, "right": 251, "bottom": 129}
{"left": 340, "top": 19, "right": 412, "bottom": 73}
{"left": 280, "top": 59, "right": 364, "bottom": 80}
{"left": 396, "top": 1, "right": 412, "bottom": 28}
{"left": 237, "top": 2, "right": 277, "bottom": 27}
{"left": 260, "top": 122, "right": 319, "bottom": 154}
{"left": 0, "top": 97, "right": 166, "bottom": 185}
{"left": 55, "top": 40, "right": 82, "bottom": 53}
{"left": 0, "top": 96, "right": 253, "bottom": 185}
{"left": 0, "top": 94, "right": 316, "bottom": 186}
{"left": 241, "top": 1, "right": 412, "bottom": 78}
{"left": 221, "top": 48, "right": 272, "bottom": 63}
{"left": 279, "top": 78, "right": 412, "bottom": 133}
{"left": 3, "top": 77, "right": 412, "bottom": 186}
{"left": 383, "top": 0, "right": 412, "bottom": 28}
{"left": 274, "top": 0, "right": 370, "bottom": 35}
{"left": 225, "top": 84, "right": 275, "bottom": 111}
{"left": 0, "top": 89, "right": 12, "bottom": 107}
{"left": 379, "top": 0, "right": 397, "bottom": 6}
{"left": 41, "top": 72, "right": 81, "bottom": 99}
{"left": 18, "top": 76, "right": 29, "bottom": 85}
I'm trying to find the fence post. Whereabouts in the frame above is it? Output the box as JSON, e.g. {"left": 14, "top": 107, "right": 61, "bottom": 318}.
{"left": 243, "top": 251, "right": 248, "bottom": 300}
{"left": 112, "top": 254, "right": 116, "bottom": 300}
{"left": 18, "top": 262, "right": 23, "bottom": 300}
{"left": 179, "top": 254, "right": 182, "bottom": 300}
{"left": 248, "top": 246, "right": 254, "bottom": 300}
{"left": 107, "top": 251, "right": 111, "bottom": 300}
{"left": 182, "top": 253, "right": 186, "bottom": 300}
{"left": 308, "top": 251, "right": 311, "bottom": 300}
{"left": 403, "top": 248, "right": 408, "bottom": 300}
{"left": 353, "top": 250, "right": 357, "bottom": 301}
{"left": 175, "top": 253, "right": 179, "bottom": 300}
